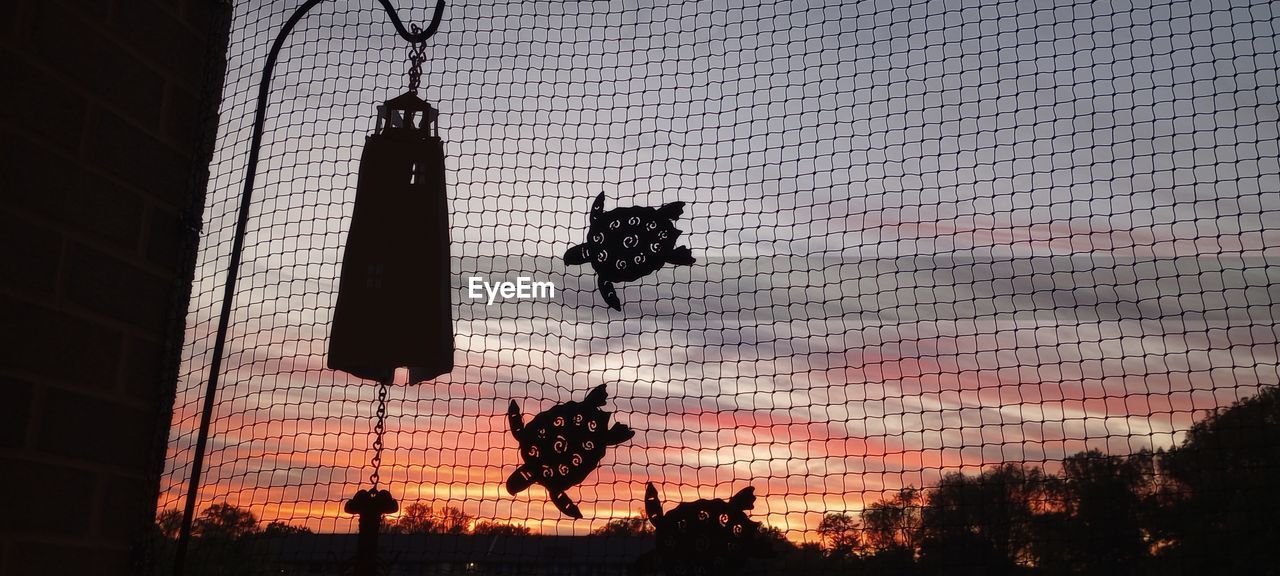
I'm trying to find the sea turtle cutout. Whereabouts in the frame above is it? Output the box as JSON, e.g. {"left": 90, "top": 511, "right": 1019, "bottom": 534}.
{"left": 645, "top": 483, "right": 771, "bottom": 576}
{"left": 506, "top": 384, "right": 635, "bottom": 518}
{"left": 564, "top": 192, "right": 695, "bottom": 310}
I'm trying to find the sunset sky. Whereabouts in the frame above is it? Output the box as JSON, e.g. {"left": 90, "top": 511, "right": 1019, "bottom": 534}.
{"left": 160, "top": 0, "right": 1280, "bottom": 542}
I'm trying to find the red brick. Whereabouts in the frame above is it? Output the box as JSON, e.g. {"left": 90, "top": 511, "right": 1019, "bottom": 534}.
{"left": 22, "top": 1, "right": 166, "bottom": 130}
{"left": 180, "top": 0, "right": 215, "bottom": 34}
{"left": 0, "top": 47, "right": 89, "bottom": 154}
{"left": 36, "top": 387, "right": 155, "bottom": 471}
{"left": 0, "top": 456, "right": 97, "bottom": 537}
{"left": 179, "top": 0, "right": 226, "bottom": 38}
{"left": 0, "top": 294, "right": 124, "bottom": 387}
{"left": 63, "top": 241, "right": 172, "bottom": 333}
{"left": 0, "top": 134, "right": 146, "bottom": 252}
{"left": 146, "top": 205, "right": 190, "bottom": 271}
{"left": 57, "top": 0, "right": 110, "bottom": 22}
{"left": 2, "top": 1, "right": 17, "bottom": 43}
{"left": 0, "top": 377, "right": 35, "bottom": 449}
{"left": 161, "top": 83, "right": 207, "bottom": 154}
{"left": 0, "top": 208, "right": 62, "bottom": 301}
{"left": 84, "top": 110, "right": 192, "bottom": 210}
{"left": 119, "top": 334, "right": 167, "bottom": 402}
{"left": 5, "top": 540, "right": 129, "bottom": 576}
{"left": 99, "top": 474, "right": 154, "bottom": 540}
{"left": 2, "top": 0, "right": 44, "bottom": 51}
{"left": 74, "top": 174, "right": 148, "bottom": 252}
{"left": 0, "top": 133, "right": 84, "bottom": 217}
{"left": 110, "top": 0, "right": 207, "bottom": 84}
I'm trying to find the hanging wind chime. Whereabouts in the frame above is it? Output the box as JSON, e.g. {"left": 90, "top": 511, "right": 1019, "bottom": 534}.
{"left": 328, "top": 28, "right": 455, "bottom": 385}
{"left": 332, "top": 26, "right": 453, "bottom": 576}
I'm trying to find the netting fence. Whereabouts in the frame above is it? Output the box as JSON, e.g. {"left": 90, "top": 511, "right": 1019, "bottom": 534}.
{"left": 155, "top": 0, "right": 1280, "bottom": 573}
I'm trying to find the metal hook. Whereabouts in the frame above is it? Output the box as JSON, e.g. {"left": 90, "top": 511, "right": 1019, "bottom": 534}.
{"left": 381, "top": 0, "right": 446, "bottom": 45}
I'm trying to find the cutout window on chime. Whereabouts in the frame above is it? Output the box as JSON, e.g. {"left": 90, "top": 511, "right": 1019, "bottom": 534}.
{"left": 377, "top": 104, "right": 403, "bottom": 129}
{"left": 365, "top": 263, "right": 384, "bottom": 289}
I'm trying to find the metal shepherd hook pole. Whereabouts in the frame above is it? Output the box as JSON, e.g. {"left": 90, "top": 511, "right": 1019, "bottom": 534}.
{"left": 172, "top": 2, "right": 446, "bottom": 575}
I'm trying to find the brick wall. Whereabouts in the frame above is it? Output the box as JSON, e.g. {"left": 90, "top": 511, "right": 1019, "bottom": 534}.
{"left": 0, "top": 1, "right": 230, "bottom": 574}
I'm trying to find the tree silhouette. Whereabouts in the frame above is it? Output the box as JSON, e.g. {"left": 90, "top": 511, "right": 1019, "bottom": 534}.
{"left": 1034, "top": 450, "right": 1153, "bottom": 574}
{"left": 473, "top": 521, "right": 533, "bottom": 536}
{"left": 158, "top": 503, "right": 261, "bottom": 576}
{"left": 1154, "top": 386, "right": 1280, "bottom": 572}
{"left": 857, "top": 487, "right": 924, "bottom": 575}
{"left": 760, "top": 525, "right": 794, "bottom": 551}
{"left": 194, "top": 502, "right": 260, "bottom": 540}
{"left": 590, "top": 516, "right": 653, "bottom": 537}
{"left": 261, "top": 520, "right": 313, "bottom": 537}
{"left": 816, "top": 512, "right": 861, "bottom": 558}
{"left": 762, "top": 531, "right": 837, "bottom": 576}
{"left": 156, "top": 509, "right": 184, "bottom": 540}
{"left": 861, "top": 487, "right": 922, "bottom": 554}
{"left": 387, "top": 502, "right": 437, "bottom": 534}
{"left": 917, "top": 463, "right": 1045, "bottom": 575}
{"left": 386, "top": 503, "right": 474, "bottom": 534}
{"left": 434, "top": 505, "right": 473, "bottom": 534}
{"left": 787, "top": 542, "right": 833, "bottom": 573}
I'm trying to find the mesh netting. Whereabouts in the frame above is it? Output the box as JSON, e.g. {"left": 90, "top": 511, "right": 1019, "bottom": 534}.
{"left": 157, "top": 0, "right": 1280, "bottom": 573}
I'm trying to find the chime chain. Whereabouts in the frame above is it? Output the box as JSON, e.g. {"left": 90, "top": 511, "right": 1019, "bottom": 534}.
{"left": 370, "top": 380, "right": 389, "bottom": 489}
{"left": 407, "top": 23, "right": 428, "bottom": 93}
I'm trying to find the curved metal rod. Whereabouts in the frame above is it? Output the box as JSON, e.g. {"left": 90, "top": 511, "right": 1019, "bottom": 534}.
{"left": 173, "top": 1, "right": 445, "bottom": 574}
{"left": 380, "top": 0, "right": 447, "bottom": 43}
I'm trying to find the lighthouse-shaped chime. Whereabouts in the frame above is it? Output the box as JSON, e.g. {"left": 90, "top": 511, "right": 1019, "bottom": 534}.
{"left": 328, "top": 35, "right": 454, "bottom": 385}
{"left": 330, "top": 33, "right": 453, "bottom": 576}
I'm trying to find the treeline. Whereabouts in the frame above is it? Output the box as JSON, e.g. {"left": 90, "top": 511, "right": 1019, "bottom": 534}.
{"left": 770, "top": 385, "right": 1280, "bottom": 575}
{"left": 153, "top": 386, "right": 1278, "bottom": 574}
{"left": 155, "top": 504, "right": 313, "bottom": 541}
{"left": 150, "top": 501, "right": 531, "bottom": 575}
{"left": 151, "top": 504, "right": 312, "bottom": 576}
{"left": 384, "top": 502, "right": 533, "bottom": 536}
{"left": 157, "top": 501, "right": 532, "bottom": 539}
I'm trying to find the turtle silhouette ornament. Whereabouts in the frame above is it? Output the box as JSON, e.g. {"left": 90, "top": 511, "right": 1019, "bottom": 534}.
{"left": 644, "top": 483, "right": 771, "bottom": 575}
{"left": 564, "top": 192, "right": 695, "bottom": 310}
{"left": 506, "top": 384, "right": 635, "bottom": 518}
